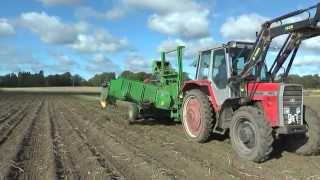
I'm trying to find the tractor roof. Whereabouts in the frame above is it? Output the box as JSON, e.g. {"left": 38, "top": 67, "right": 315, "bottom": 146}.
{"left": 200, "top": 41, "right": 254, "bottom": 53}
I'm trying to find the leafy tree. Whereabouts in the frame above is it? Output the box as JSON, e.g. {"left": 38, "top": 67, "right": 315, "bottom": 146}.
{"left": 119, "top": 71, "right": 153, "bottom": 81}
{"left": 288, "top": 74, "right": 320, "bottom": 89}
{"left": 72, "top": 74, "right": 87, "bottom": 86}
{"left": 88, "top": 72, "right": 116, "bottom": 86}
{"left": 0, "top": 71, "right": 88, "bottom": 87}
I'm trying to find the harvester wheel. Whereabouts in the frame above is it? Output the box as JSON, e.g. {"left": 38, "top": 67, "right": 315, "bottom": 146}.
{"left": 230, "top": 106, "right": 273, "bottom": 163}
{"left": 182, "top": 89, "right": 214, "bottom": 143}
{"left": 128, "top": 103, "right": 139, "bottom": 124}
{"left": 294, "top": 105, "right": 320, "bottom": 155}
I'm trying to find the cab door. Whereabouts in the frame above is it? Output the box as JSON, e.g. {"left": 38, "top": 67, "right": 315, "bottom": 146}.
{"left": 196, "top": 50, "right": 212, "bottom": 80}
{"left": 195, "top": 48, "right": 231, "bottom": 106}
{"left": 210, "top": 48, "right": 231, "bottom": 106}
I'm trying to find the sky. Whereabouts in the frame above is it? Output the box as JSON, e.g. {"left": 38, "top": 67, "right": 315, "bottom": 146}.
{"left": 0, "top": 0, "right": 319, "bottom": 79}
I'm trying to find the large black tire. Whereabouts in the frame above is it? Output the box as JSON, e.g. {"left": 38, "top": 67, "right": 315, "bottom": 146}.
{"left": 230, "top": 106, "right": 274, "bottom": 163}
{"left": 295, "top": 105, "right": 320, "bottom": 155}
{"left": 182, "top": 89, "right": 214, "bottom": 143}
{"left": 128, "top": 103, "right": 139, "bottom": 124}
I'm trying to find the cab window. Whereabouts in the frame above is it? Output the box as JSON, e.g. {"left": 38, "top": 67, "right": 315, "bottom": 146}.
{"left": 212, "top": 49, "right": 227, "bottom": 89}
{"left": 198, "top": 51, "right": 211, "bottom": 80}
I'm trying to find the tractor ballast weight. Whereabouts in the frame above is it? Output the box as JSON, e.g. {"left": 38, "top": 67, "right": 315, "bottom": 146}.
{"left": 100, "top": 46, "right": 185, "bottom": 120}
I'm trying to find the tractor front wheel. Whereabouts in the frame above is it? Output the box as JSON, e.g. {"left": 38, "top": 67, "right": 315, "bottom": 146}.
{"left": 182, "top": 89, "right": 214, "bottom": 143}
{"left": 230, "top": 106, "right": 274, "bottom": 163}
{"left": 294, "top": 105, "right": 320, "bottom": 155}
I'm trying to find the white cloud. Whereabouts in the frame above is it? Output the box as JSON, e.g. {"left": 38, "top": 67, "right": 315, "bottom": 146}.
{"left": 0, "top": 46, "right": 81, "bottom": 74}
{"left": 130, "top": 0, "right": 211, "bottom": 38}
{"left": 86, "top": 54, "right": 120, "bottom": 73}
{"left": 124, "top": 0, "right": 202, "bottom": 12}
{"left": 38, "top": 0, "right": 81, "bottom": 6}
{"left": 221, "top": 13, "right": 267, "bottom": 41}
{"left": 76, "top": 7, "right": 127, "bottom": 20}
{"left": 294, "top": 55, "right": 320, "bottom": 67}
{"left": 20, "top": 11, "right": 128, "bottom": 54}
{"left": 302, "top": 37, "right": 320, "bottom": 52}
{"left": 48, "top": 54, "right": 78, "bottom": 73}
{"left": 148, "top": 10, "right": 210, "bottom": 38}
{"left": 0, "top": 46, "right": 44, "bottom": 73}
{"left": 104, "top": 7, "right": 127, "bottom": 20}
{"left": 158, "top": 38, "right": 185, "bottom": 52}
{"left": 70, "top": 30, "right": 128, "bottom": 53}
{"left": 82, "top": 0, "right": 211, "bottom": 38}
{"left": 20, "top": 11, "right": 85, "bottom": 44}
{"left": 158, "top": 37, "right": 217, "bottom": 59}
{"left": 291, "top": 54, "right": 320, "bottom": 75}
{"left": 0, "top": 18, "right": 14, "bottom": 36}
{"left": 123, "top": 52, "right": 151, "bottom": 72}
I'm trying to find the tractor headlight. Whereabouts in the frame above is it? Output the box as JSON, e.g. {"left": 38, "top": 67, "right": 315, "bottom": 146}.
{"left": 284, "top": 107, "right": 290, "bottom": 114}
{"left": 296, "top": 107, "right": 301, "bottom": 114}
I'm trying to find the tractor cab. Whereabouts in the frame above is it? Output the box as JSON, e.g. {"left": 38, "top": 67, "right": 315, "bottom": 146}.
{"left": 195, "top": 41, "right": 268, "bottom": 105}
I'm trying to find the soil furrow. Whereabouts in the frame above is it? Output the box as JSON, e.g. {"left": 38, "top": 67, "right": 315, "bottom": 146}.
{"left": 12, "top": 98, "right": 57, "bottom": 179}
{"left": 0, "top": 95, "right": 11, "bottom": 107}
{"left": 0, "top": 98, "right": 42, "bottom": 179}
{"left": 73, "top": 96, "right": 319, "bottom": 179}
{"left": 55, "top": 98, "right": 176, "bottom": 180}
{"left": 0, "top": 95, "right": 28, "bottom": 111}
{"left": 0, "top": 97, "right": 35, "bottom": 146}
{"left": 0, "top": 96, "right": 29, "bottom": 124}
{"left": 48, "top": 97, "right": 78, "bottom": 180}
{"left": 49, "top": 98, "right": 82, "bottom": 180}
{"left": 6, "top": 98, "right": 45, "bottom": 179}
{"left": 70, "top": 99, "right": 223, "bottom": 177}
{"left": 63, "top": 115, "right": 126, "bottom": 180}
{"left": 61, "top": 97, "right": 215, "bottom": 180}
{"left": 0, "top": 93, "right": 319, "bottom": 180}
{"left": 52, "top": 97, "right": 116, "bottom": 180}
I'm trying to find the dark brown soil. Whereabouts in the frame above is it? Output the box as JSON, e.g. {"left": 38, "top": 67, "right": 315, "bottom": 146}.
{"left": 0, "top": 93, "right": 319, "bottom": 179}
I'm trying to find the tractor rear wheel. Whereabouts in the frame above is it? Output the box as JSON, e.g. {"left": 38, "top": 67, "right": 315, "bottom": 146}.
{"left": 294, "top": 105, "right": 320, "bottom": 155}
{"left": 128, "top": 103, "right": 139, "bottom": 124}
{"left": 230, "top": 106, "right": 274, "bottom": 163}
{"left": 182, "top": 89, "right": 214, "bottom": 143}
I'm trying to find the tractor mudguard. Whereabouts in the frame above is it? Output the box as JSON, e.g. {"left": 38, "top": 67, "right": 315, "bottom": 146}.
{"left": 182, "top": 80, "right": 221, "bottom": 112}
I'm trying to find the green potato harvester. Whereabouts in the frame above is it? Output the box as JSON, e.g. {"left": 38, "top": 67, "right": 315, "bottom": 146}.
{"left": 100, "top": 46, "right": 185, "bottom": 122}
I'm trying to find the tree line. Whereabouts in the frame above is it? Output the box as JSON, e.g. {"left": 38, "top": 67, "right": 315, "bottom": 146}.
{"left": 0, "top": 70, "right": 319, "bottom": 89}
{"left": 287, "top": 74, "right": 320, "bottom": 89}
{"left": 0, "top": 71, "right": 88, "bottom": 87}
{"left": 0, "top": 71, "right": 149, "bottom": 87}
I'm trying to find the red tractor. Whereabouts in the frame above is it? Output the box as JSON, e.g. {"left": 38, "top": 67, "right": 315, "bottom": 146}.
{"left": 181, "top": 4, "right": 320, "bottom": 162}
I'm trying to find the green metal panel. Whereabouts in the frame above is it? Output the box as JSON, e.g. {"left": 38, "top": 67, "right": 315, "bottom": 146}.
{"left": 129, "top": 81, "right": 144, "bottom": 102}
{"left": 143, "top": 85, "right": 158, "bottom": 103}
{"left": 155, "top": 89, "right": 172, "bottom": 109}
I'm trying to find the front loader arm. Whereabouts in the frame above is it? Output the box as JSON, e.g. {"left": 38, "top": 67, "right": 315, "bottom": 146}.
{"left": 239, "top": 3, "right": 320, "bottom": 82}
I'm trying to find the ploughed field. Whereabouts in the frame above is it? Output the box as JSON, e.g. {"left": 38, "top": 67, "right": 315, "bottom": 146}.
{"left": 0, "top": 92, "right": 319, "bottom": 179}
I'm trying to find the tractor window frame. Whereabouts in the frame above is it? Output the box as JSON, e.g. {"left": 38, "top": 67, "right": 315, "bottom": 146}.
{"left": 196, "top": 50, "right": 212, "bottom": 80}
{"left": 212, "top": 48, "right": 228, "bottom": 89}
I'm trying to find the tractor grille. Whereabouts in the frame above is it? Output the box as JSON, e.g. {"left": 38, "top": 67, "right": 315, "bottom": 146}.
{"left": 282, "top": 85, "right": 303, "bottom": 125}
